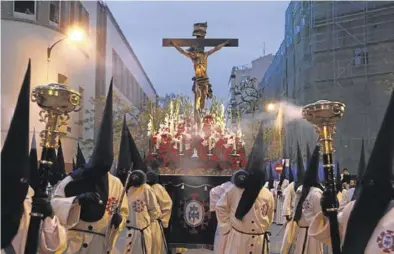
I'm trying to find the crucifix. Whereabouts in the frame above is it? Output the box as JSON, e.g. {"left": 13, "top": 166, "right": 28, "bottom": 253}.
{"left": 163, "top": 22, "right": 238, "bottom": 128}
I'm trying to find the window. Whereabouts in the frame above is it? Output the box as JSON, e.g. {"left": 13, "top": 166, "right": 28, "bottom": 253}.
{"left": 58, "top": 73, "right": 68, "bottom": 84}
{"left": 49, "top": 1, "right": 60, "bottom": 24}
{"left": 70, "top": 1, "right": 89, "bottom": 34}
{"left": 353, "top": 48, "right": 368, "bottom": 66}
{"left": 14, "top": 1, "right": 36, "bottom": 19}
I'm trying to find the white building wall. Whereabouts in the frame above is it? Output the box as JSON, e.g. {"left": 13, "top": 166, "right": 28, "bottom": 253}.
{"left": 0, "top": 17, "right": 96, "bottom": 164}
{"left": 105, "top": 11, "right": 156, "bottom": 102}
{"left": 1, "top": 1, "right": 157, "bottom": 168}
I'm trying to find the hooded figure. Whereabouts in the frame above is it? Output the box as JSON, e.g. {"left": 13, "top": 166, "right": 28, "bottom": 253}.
{"left": 51, "top": 139, "right": 66, "bottom": 186}
{"left": 267, "top": 163, "right": 275, "bottom": 190}
{"left": 72, "top": 158, "right": 76, "bottom": 171}
{"left": 306, "top": 143, "right": 311, "bottom": 164}
{"left": 29, "top": 131, "right": 40, "bottom": 191}
{"left": 216, "top": 122, "right": 275, "bottom": 254}
{"left": 293, "top": 145, "right": 324, "bottom": 254}
{"left": 289, "top": 163, "right": 295, "bottom": 184}
{"left": 294, "top": 141, "right": 306, "bottom": 192}
{"left": 51, "top": 80, "right": 129, "bottom": 254}
{"left": 276, "top": 155, "right": 290, "bottom": 225}
{"left": 309, "top": 91, "right": 394, "bottom": 254}
{"left": 2, "top": 62, "right": 67, "bottom": 254}
{"left": 115, "top": 126, "right": 161, "bottom": 254}
{"left": 146, "top": 169, "right": 172, "bottom": 254}
{"left": 351, "top": 139, "right": 366, "bottom": 201}
{"left": 280, "top": 160, "right": 299, "bottom": 254}
{"left": 114, "top": 115, "right": 133, "bottom": 184}
{"left": 211, "top": 170, "right": 248, "bottom": 254}
{"left": 1, "top": 61, "right": 31, "bottom": 249}
{"left": 341, "top": 90, "right": 394, "bottom": 254}
{"left": 75, "top": 142, "right": 86, "bottom": 170}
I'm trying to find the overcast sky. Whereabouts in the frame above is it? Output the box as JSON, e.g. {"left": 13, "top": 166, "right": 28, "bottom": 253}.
{"left": 107, "top": 1, "right": 290, "bottom": 101}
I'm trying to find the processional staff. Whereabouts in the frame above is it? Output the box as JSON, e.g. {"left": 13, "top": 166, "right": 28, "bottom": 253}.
{"left": 25, "top": 83, "right": 81, "bottom": 253}
{"left": 302, "top": 100, "right": 346, "bottom": 254}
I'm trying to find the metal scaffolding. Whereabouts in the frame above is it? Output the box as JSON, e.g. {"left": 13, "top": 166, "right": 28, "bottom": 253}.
{"left": 261, "top": 1, "right": 394, "bottom": 170}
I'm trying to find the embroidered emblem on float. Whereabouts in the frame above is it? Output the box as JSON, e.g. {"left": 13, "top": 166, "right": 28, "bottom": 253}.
{"left": 377, "top": 230, "right": 394, "bottom": 253}
{"left": 184, "top": 200, "right": 204, "bottom": 227}
{"left": 178, "top": 192, "right": 210, "bottom": 234}
{"left": 106, "top": 197, "right": 118, "bottom": 215}
{"left": 261, "top": 203, "right": 268, "bottom": 217}
{"left": 133, "top": 200, "right": 146, "bottom": 213}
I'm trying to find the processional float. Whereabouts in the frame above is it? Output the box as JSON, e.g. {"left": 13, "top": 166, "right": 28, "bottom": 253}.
{"left": 149, "top": 22, "right": 240, "bottom": 250}
{"left": 25, "top": 83, "right": 81, "bottom": 253}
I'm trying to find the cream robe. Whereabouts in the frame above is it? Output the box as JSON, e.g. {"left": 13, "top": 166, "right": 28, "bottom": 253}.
{"left": 294, "top": 187, "right": 323, "bottom": 254}
{"left": 275, "top": 179, "right": 289, "bottom": 225}
{"left": 280, "top": 182, "right": 300, "bottom": 254}
{"left": 150, "top": 183, "right": 173, "bottom": 254}
{"left": 2, "top": 187, "right": 67, "bottom": 254}
{"left": 210, "top": 182, "right": 234, "bottom": 254}
{"left": 114, "top": 183, "right": 161, "bottom": 254}
{"left": 216, "top": 185, "right": 275, "bottom": 254}
{"left": 309, "top": 200, "right": 394, "bottom": 254}
{"left": 51, "top": 173, "right": 129, "bottom": 254}
{"left": 338, "top": 188, "right": 354, "bottom": 212}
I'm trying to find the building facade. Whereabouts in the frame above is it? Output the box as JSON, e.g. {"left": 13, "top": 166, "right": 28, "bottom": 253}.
{"left": 1, "top": 0, "right": 157, "bottom": 170}
{"left": 260, "top": 1, "right": 394, "bottom": 172}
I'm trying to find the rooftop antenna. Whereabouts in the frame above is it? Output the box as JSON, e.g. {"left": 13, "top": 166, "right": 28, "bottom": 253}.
{"left": 262, "top": 42, "right": 266, "bottom": 57}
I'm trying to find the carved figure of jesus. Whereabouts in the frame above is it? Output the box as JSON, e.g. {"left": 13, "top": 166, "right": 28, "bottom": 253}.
{"left": 169, "top": 40, "right": 230, "bottom": 112}
{"left": 169, "top": 40, "right": 230, "bottom": 80}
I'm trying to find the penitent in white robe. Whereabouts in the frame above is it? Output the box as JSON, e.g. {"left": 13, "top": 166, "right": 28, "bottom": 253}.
{"left": 114, "top": 183, "right": 161, "bottom": 254}
{"left": 51, "top": 173, "right": 129, "bottom": 254}
{"left": 216, "top": 185, "right": 275, "bottom": 254}
{"left": 309, "top": 200, "right": 394, "bottom": 254}
{"left": 210, "top": 181, "right": 234, "bottom": 254}
{"left": 275, "top": 179, "right": 289, "bottom": 225}
{"left": 338, "top": 188, "right": 354, "bottom": 212}
{"left": 294, "top": 187, "right": 323, "bottom": 254}
{"left": 150, "top": 183, "right": 173, "bottom": 254}
{"left": 2, "top": 186, "right": 67, "bottom": 254}
{"left": 280, "top": 182, "right": 300, "bottom": 254}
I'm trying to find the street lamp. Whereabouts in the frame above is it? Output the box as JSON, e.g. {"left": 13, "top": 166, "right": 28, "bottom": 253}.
{"left": 266, "top": 102, "right": 277, "bottom": 112}
{"left": 47, "top": 27, "right": 84, "bottom": 61}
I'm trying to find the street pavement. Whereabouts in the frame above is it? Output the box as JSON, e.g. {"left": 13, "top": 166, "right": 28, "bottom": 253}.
{"left": 174, "top": 223, "right": 285, "bottom": 254}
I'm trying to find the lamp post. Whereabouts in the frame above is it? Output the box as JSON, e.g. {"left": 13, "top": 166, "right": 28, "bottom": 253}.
{"left": 46, "top": 27, "right": 84, "bottom": 80}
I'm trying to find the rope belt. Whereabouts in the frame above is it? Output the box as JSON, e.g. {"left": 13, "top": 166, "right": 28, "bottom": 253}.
{"left": 69, "top": 228, "right": 106, "bottom": 237}
{"left": 126, "top": 224, "right": 150, "bottom": 254}
{"left": 298, "top": 226, "right": 309, "bottom": 254}
{"left": 157, "top": 219, "right": 170, "bottom": 254}
{"left": 232, "top": 227, "right": 271, "bottom": 254}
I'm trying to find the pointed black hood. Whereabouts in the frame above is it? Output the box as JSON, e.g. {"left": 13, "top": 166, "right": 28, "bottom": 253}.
{"left": 128, "top": 126, "right": 147, "bottom": 172}
{"left": 289, "top": 163, "right": 294, "bottom": 183}
{"left": 279, "top": 149, "right": 288, "bottom": 188}
{"left": 1, "top": 60, "right": 31, "bottom": 248}
{"left": 294, "top": 144, "right": 320, "bottom": 223}
{"left": 116, "top": 115, "right": 133, "bottom": 184}
{"left": 306, "top": 143, "right": 311, "bottom": 163}
{"left": 294, "top": 141, "right": 305, "bottom": 191}
{"left": 235, "top": 122, "right": 266, "bottom": 220}
{"left": 75, "top": 142, "right": 86, "bottom": 169}
{"left": 336, "top": 160, "right": 342, "bottom": 192}
{"left": 351, "top": 138, "right": 366, "bottom": 201}
{"left": 64, "top": 80, "right": 114, "bottom": 222}
{"left": 86, "top": 80, "right": 114, "bottom": 174}
{"left": 342, "top": 91, "right": 394, "bottom": 254}
{"left": 50, "top": 140, "right": 66, "bottom": 185}
{"left": 29, "top": 131, "right": 39, "bottom": 191}
{"left": 268, "top": 163, "right": 274, "bottom": 189}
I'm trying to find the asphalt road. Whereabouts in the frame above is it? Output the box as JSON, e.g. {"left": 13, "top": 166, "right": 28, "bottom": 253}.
{"left": 173, "top": 223, "right": 285, "bottom": 254}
